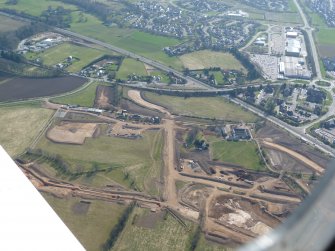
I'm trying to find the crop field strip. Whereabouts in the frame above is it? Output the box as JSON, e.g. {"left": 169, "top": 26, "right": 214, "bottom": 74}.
{"left": 0, "top": 76, "right": 87, "bottom": 102}
{"left": 0, "top": 104, "right": 54, "bottom": 156}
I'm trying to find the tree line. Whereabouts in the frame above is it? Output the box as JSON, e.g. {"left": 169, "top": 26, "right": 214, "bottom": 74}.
{"left": 0, "top": 21, "right": 48, "bottom": 50}
{"left": 101, "top": 202, "right": 136, "bottom": 251}
{"left": 59, "top": 0, "right": 111, "bottom": 23}
{"left": 229, "top": 48, "right": 261, "bottom": 81}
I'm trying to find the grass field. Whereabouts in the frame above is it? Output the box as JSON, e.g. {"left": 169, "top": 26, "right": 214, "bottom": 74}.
{"left": 25, "top": 43, "right": 112, "bottom": 73}
{"left": 211, "top": 71, "right": 225, "bottom": 85}
{"left": 112, "top": 207, "right": 196, "bottom": 251}
{"left": 51, "top": 81, "right": 102, "bottom": 107}
{"left": 180, "top": 50, "right": 246, "bottom": 72}
{"left": 116, "top": 58, "right": 148, "bottom": 80}
{"left": 37, "top": 129, "right": 164, "bottom": 194}
{"left": 316, "top": 29, "right": 335, "bottom": 57}
{"left": 0, "top": 0, "right": 77, "bottom": 16}
{"left": 211, "top": 141, "right": 265, "bottom": 171}
{"left": 42, "top": 193, "right": 126, "bottom": 251}
{"left": 195, "top": 235, "right": 232, "bottom": 251}
{"left": 149, "top": 71, "right": 170, "bottom": 83}
{"left": 316, "top": 28, "right": 335, "bottom": 45}
{"left": 70, "top": 12, "right": 184, "bottom": 70}
{"left": 0, "top": 15, "right": 25, "bottom": 32}
{"left": 0, "top": 104, "right": 53, "bottom": 156}
{"left": 143, "top": 92, "right": 258, "bottom": 122}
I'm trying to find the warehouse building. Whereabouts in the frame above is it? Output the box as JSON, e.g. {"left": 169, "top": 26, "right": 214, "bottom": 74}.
{"left": 285, "top": 38, "right": 301, "bottom": 57}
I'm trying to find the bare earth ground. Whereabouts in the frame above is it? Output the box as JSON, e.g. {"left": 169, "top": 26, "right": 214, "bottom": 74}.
{"left": 22, "top": 89, "right": 330, "bottom": 248}
{"left": 262, "top": 140, "right": 324, "bottom": 174}
{"left": 94, "top": 85, "right": 113, "bottom": 109}
{"left": 46, "top": 122, "right": 97, "bottom": 144}
{"left": 128, "top": 90, "right": 170, "bottom": 115}
{"left": 120, "top": 99, "right": 162, "bottom": 118}
{"left": 127, "top": 90, "right": 303, "bottom": 245}
{"left": 256, "top": 122, "right": 330, "bottom": 168}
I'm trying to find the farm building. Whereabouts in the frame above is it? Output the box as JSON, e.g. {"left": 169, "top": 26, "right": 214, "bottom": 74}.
{"left": 232, "top": 128, "right": 251, "bottom": 140}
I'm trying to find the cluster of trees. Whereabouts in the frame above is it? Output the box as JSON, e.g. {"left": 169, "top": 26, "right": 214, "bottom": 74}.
{"left": 0, "top": 57, "right": 62, "bottom": 77}
{"left": 5, "top": 0, "right": 18, "bottom": 5}
{"left": 101, "top": 202, "right": 136, "bottom": 251}
{"left": 59, "top": 0, "right": 111, "bottom": 23}
{"left": 25, "top": 149, "right": 116, "bottom": 178}
{"left": 40, "top": 6, "right": 72, "bottom": 28}
{"left": 0, "top": 22, "right": 48, "bottom": 50}
{"left": 185, "top": 127, "right": 199, "bottom": 147}
{"left": 229, "top": 48, "right": 261, "bottom": 81}
{"left": 0, "top": 50, "right": 24, "bottom": 63}
{"left": 189, "top": 226, "right": 201, "bottom": 251}
{"left": 300, "top": 29, "right": 316, "bottom": 78}
{"left": 26, "top": 148, "right": 71, "bottom": 175}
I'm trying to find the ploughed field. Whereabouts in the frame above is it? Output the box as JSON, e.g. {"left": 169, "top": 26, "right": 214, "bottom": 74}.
{"left": 0, "top": 76, "right": 86, "bottom": 102}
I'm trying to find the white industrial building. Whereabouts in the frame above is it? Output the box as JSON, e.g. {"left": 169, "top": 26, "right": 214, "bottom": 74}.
{"left": 286, "top": 31, "right": 298, "bottom": 38}
{"left": 279, "top": 56, "right": 312, "bottom": 79}
{"left": 285, "top": 38, "right": 301, "bottom": 57}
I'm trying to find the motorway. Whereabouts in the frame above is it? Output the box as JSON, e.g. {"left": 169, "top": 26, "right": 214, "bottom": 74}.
{"left": 53, "top": 28, "right": 215, "bottom": 90}
{"left": 228, "top": 96, "right": 335, "bottom": 156}
{"left": 0, "top": 11, "right": 213, "bottom": 90}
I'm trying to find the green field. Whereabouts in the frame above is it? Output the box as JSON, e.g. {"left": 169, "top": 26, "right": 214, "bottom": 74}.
{"left": 195, "top": 235, "right": 232, "bottom": 251}
{"left": 70, "top": 12, "right": 184, "bottom": 70}
{"left": 116, "top": 58, "right": 148, "bottom": 80}
{"left": 25, "top": 43, "right": 112, "bottom": 72}
{"left": 37, "top": 129, "right": 164, "bottom": 195}
{"left": 149, "top": 71, "right": 170, "bottom": 83}
{"left": 42, "top": 193, "right": 126, "bottom": 251}
{"left": 143, "top": 92, "right": 258, "bottom": 122}
{"left": 180, "top": 50, "right": 246, "bottom": 72}
{"left": 0, "top": 104, "right": 53, "bottom": 156}
{"left": 315, "top": 81, "right": 331, "bottom": 87}
{"left": 1, "top": 1, "right": 183, "bottom": 69}
{"left": 211, "top": 141, "right": 265, "bottom": 171}
{"left": 316, "top": 28, "right": 335, "bottom": 45}
{"left": 211, "top": 71, "right": 225, "bottom": 85}
{"left": 315, "top": 27, "right": 335, "bottom": 58}
{"left": 51, "top": 81, "right": 102, "bottom": 107}
{"left": 0, "top": 14, "right": 25, "bottom": 32}
{"left": 0, "top": 0, "right": 77, "bottom": 17}
{"left": 112, "top": 207, "right": 196, "bottom": 251}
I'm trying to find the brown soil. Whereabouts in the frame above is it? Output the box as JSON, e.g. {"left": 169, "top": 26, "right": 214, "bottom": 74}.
{"left": 265, "top": 148, "right": 312, "bottom": 173}
{"left": 94, "top": 85, "right": 113, "bottom": 109}
{"left": 0, "top": 76, "right": 86, "bottom": 102}
{"left": 120, "top": 99, "right": 162, "bottom": 118}
{"left": 210, "top": 195, "right": 280, "bottom": 233}
{"left": 262, "top": 141, "right": 324, "bottom": 174}
{"left": 128, "top": 90, "right": 170, "bottom": 115}
{"left": 72, "top": 201, "right": 91, "bottom": 215}
{"left": 46, "top": 122, "right": 97, "bottom": 144}
{"left": 256, "top": 122, "right": 330, "bottom": 168}
{"left": 135, "top": 211, "right": 165, "bottom": 229}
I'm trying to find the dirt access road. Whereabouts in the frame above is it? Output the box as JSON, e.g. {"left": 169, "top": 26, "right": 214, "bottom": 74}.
{"left": 128, "top": 90, "right": 171, "bottom": 116}
{"left": 128, "top": 90, "right": 180, "bottom": 207}
{"left": 127, "top": 90, "right": 302, "bottom": 204}
{"left": 262, "top": 140, "right": 324, "bottom": 174}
